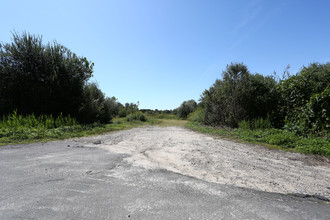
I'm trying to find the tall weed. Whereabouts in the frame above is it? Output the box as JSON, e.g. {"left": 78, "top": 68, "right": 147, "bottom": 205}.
{"left": 0, "top": 111, "right": 78, "bottom": 139}
{"left": 238, "top": 117, "right": 272, "bottom": 130}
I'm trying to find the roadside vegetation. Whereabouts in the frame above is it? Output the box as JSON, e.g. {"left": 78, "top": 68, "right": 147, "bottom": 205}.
{"left": 1, "top": 31, "right": 329, "bottom": 157}
{"left": 0, "top": 31, "right": 163, "bottom": 145}
{"left": 180, "top": 62, "right": 330, "bottom": 157}
{"left": 186, "top": 121, "right": 330, "bottom": 157}
{"left": 0, "top": 110, "right": 161, "bottom": 145}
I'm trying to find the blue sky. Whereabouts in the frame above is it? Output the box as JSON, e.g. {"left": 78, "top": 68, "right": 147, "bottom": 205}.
{"left": 1, "top": 0, "right": 329, "bottom": 110}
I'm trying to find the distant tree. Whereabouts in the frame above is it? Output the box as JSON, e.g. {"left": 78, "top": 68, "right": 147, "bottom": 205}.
{"left": 124, "top": 102, "right": 139, "bottom": 114}
{"left": 176, "top": 100, "right": 197, "bottom": 119}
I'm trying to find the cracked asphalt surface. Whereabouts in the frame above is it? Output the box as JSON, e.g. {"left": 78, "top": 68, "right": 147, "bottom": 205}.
{"left": 0, "top": 127, "right": 329, "bottom": 220}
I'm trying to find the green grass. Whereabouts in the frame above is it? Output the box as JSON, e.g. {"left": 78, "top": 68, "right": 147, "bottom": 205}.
{"left": 0, "top": 112, "right": 161, "bottom": 146}
{"left": 7, "top": 111, "right": 326, "bottom": 158}
{"left": 146, "top": 113, "right": 178, "bottom": 120}
{"left": 185, "top": 122, "right": 330, "bottom": 157}
{"left": 152, "top": 118, "right": 187, "bottom": 127}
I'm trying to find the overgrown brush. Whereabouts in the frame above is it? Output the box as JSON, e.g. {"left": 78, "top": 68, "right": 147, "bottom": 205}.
{"left": 151, "top": 113, "right": 178, "bottom": 119}
{"left": 0, "top": 111, "right": 77, "bottom": 130}
{"left": 238, "top": 117, "right": 272, "bottom": 130}
{"left": 0, "top": 113, "right": 156, "bottom": 145}
{"left": 188, "top": 107, "right": 204, "bottom": 123}
{"left": 0, "top": 111, "right": 79, "bottom": 140}
{"left": 126, "top": 111, "right": 147, "bottom": 122}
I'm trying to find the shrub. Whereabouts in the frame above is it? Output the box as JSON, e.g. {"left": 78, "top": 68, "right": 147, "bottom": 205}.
{"left": 0, "top": 31, "right": 93, "bottom": 118}
{"left": 118, "top": 107, "right": 127, "bottom": 117}
{"left": 188, "top": 107, "right": 205, "bottom": 123}
{"left": 278, "top": 63, "right": 330, "bottom": 135}
{"left": 78, "top": 82, "right": 114, "bottom": 123}
{"left": 176, "top": 100, "right": 197, "bottom": 119}
{"left": 252, "top": 117, "right": 272, "bottom": 130}
{"left": 126, "top": 111, "right": 147, "bottom": 122}
{"left": 303, "top": 87, "right": 330, "bottom": 134}
{"left": 267, "top": 131, "right": 297, "bottom": 148}
{"left": 200, "top": 63, "right": 278, "bottom": 127}
{"left": 153, "top": 113, "right": 178, "bottom": 119}
{"left": 238, "top": 117, "right": 272, "bottom": 130}
{"left": 238, "top": 119, "right": 250, "bottom": 130}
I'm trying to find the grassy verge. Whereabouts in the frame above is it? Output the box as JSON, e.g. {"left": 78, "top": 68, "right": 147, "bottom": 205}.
{"left": 150, "top": 118, "right": 188, "bottom": 127}
{"left": 0, "top": 112, "right": 161, "bottom": 146}
{"left": 186, "top": 122, "right": 330, "bottom": 157}
{"left": 0, "top": 112, "right": 189, "bottom": 146}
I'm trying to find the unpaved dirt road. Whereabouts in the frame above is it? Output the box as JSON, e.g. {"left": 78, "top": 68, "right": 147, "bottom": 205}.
{"left": 78, "top": 126, "right": 330, "bottom": 200}
{"left": 1, "top": 126, "right": 329, "bottom": 219}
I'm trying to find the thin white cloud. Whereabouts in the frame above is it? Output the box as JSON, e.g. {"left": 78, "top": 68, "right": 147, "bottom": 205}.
{"left": 228, "top": 37, "right": 244, "bottom": 51}
{"left": 233, "top": 1, "right": 263, "bottom": 33}
{"left": 229, "top": 2, "right": 282, "bottom": 51}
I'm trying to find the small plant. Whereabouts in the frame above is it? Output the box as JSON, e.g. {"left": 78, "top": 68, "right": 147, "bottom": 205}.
{"left": 238, "top": 117, "right": 271, "bottom": 130}
{"left": 252, "top": 117, "right": 272, "bottom": 130}
{"left": 238, "top": 119, "right": 250, "bottom": 129}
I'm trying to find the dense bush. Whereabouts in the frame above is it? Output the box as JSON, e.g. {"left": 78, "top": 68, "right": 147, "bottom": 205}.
{"left": 187, "top": 106, "right": 204, "bottom": 123}
{"left": 126, "top": 111, "right": 147, "bottom": 122}
{"left": 278, "top": 63, "right": 330, "bottom": 135}
{"left": 189, "top": 62, "right": 329, "bottom": 138}
{"left": 0, "top": 32, "right": 93, "bottom": 118}
{"left": 0, "top": 32, "right": 122, "bottom": 124}
{"left": 176, "top": 99, "right": 197, "bottom": 119}
{"left": 77, "top": 83, "right": 105, "bottom": 123}
{"left": 200, "top": 63, "right": 278, "bottom": 127}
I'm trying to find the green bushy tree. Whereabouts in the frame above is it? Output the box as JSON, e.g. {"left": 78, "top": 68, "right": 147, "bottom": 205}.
{"left": 279, "top": 63, "right": 330, "bottom": 135}
{"left": 200, "top": 63, "right": 278, "bottom": 127}
{"left": 78, "top": 83, "right": 123, "bottom": 123}
{"left": 176, "top": 99, "right": 197, "bottom": 119}
{"left": 0, "top": 32, "right": 93, "bottom": 118}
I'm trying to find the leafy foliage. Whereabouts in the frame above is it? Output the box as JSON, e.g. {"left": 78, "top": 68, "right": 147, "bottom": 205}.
{"left": 0, "top": 32, "right": 93, "bottom": 118}
{"left": 238, "top": 117, "right": 272, "bottom": 130}
{"left": 278, "top": 63, "right": 330, "bottom": 135}
{"left": 0, "top": 31, "right": 125, "bottom": 124}
{"left": 176, "top": 99, "right": 197, "bottom": 119}
{"left": 126, "top": 111, "right": 147, "bottom": 122}
{"left": 78, "top": 82, "right": 120, "bottom": 123}
{"left": 200, "top": 63, "right": 278, "bottom": 127}
{"left": 0, "top": 111, "right": 78, "bottom": 140}
{"left": 186, "top": 62, "right": 330, "bottom": 157}
{"left": 187, "top": 106, "right": 204, "bottom": 123}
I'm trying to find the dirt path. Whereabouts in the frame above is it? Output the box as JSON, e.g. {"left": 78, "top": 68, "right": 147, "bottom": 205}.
{"left": 72, "top": 126, "right": 330, "bottom": 199}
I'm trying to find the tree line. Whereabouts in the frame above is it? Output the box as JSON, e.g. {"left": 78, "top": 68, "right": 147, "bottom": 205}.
{"left": 177, "top": 62, "right": 329, "bottom": 137}
{"left": 1, "top": 31, "right": 328, "bottom": 135}
{"left": 0, "top": 32, "right": 139, "bottom": 123}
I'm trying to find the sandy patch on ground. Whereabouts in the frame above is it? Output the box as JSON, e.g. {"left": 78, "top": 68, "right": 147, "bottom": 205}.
{"left": 74, "top": 126, "right": 330, "bottom": 199}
